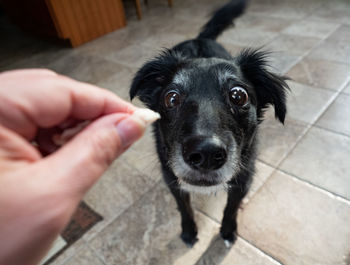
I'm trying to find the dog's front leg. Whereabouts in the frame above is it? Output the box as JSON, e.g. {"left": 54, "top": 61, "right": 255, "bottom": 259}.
{"left": 163, "top": 170, "right": 198, "bottom": 246}
{"left": 220, "top": 186, "right": 246, "bottom": 245}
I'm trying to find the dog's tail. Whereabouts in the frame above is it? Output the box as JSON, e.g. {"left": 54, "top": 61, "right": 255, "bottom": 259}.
{"left": 197, "top": 0, "right": 248, "bottom": 40}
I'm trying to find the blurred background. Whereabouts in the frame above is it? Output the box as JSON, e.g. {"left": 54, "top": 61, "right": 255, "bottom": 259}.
{"left": 1, "top": 0, "right": 350, "bottom": 264}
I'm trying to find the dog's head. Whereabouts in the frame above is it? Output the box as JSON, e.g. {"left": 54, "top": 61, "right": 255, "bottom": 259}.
{"left": 130, "top": 49, "right": 288, "bottom": 193}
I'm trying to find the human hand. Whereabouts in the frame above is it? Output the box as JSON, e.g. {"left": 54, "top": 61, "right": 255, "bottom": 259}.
{"left": 0, "top": 69, "right": 159, "bottom": 265}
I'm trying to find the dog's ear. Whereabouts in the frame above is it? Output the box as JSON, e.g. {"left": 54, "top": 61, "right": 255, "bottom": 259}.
{"left": 237, "top": 49, "right": 289, "bottom": 124}
{"left": 130, "top": 50, "right": 184, "bottom": 109}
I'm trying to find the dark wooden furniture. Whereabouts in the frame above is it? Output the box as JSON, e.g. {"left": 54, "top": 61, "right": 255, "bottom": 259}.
{"left": 1, "top": 0, "right": 127, "bottom": 47}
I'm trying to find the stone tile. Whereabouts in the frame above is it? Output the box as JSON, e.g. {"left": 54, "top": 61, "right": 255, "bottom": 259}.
{"left": 248, "top": 3, "right": 311, "bottom": 20}
{"left": 104, "top": 43, "right": 159, "bottom": 68}
{"left": 63, "top": 245, "right": 104, "bottom": 265}
{"left": 308, "top": 25, "right": 350, "bottom": 66}
{"left": 220, "top": 237, "right": 282, "bottom": 265}
{"left": 280, "top": 127, "right": 350, "bottom": 200}
{"left": 142, "top": 32, "right": 187, "bottom": 49}
{"left": 121, "top": 126, "right": 162, "bottom": 184}
{"left": 72, "top": 30, "right": 133, "bottom": 59}
{"left": 236, "top": 14, "right": 295, "bottom": 33}
{"left": 282, "top": 19, "right": 340, "bottom": 39}
{"left": 162, "top": 212, "right": 220, "bottom": 265}
{"left": 286, "top": 81, "right": 336, "bottom": 124}
{"left": 258, "top": 116, "right": 309, "bottom": 167}
{"left": 96, "top": 65, "right": 136, "bottom": 100}
{"left": 343, "top": 82, "right": 350, "bottom": 95}
{"left": 49, "top": 240, "right": 86, "bottom": 265}
{"left": 265, "top": 34, "right": 321, "bottom": 57}
{"left": 238, "top": 170, "right": 350, "bottom": 265}
{"left": 174, "top": 3, "right": 216, "bottom": 24}
{"left": 46, "top": 54, "right": 122, "bottom": 84}
{"left": 268, "top": 52, "right": 301, "bottom": 75}
{"left": 325, "top": 25, "right": 350, "bottom": 45}
{"left": 316, "top": 93, "right": 350, "bottom": 136}
{"left": 193, "top": 190, "right": 227, "bottom": 224}
{"left": 91, "top": 182, "right": 222, "bottom": 265}
{"left": 82, "top": 157, "right": 154, "bottom": 240}
{"left": 127, "top": 13, "right": 180, "bottom": 39}
{"left": 193, "top": 161, "right": 275, "bottom": 223}
{"left": 220, "top": 43, "right": 246, "bottom": 57}
{"left": 244, "top": 162, "right": 276, "bottom": 203}
{"left": 287, "top": 57, "right": 350, "bottom": 91}
{"left": 162, "top": 18, "right": 203, "bottom": 39}
{"left": 308, "top": 40, "right": 350, "bottom": 65}
{"left": 218, "top": 28, "right": 278, "bottom": 48}
{"left": 40, "top": 236, "right": 67, "bottom": 265}
{"left": 194, "top": 235, "right": 282, "bottom": 265}
{"left": 311, "top": 1, "right": 350, "bottom": 24}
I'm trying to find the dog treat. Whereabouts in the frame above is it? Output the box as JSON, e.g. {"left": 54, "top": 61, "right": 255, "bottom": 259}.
{"left": 132, "top": 108, "right": 160, "bottom": 126}
{"left": 52, "top": 120, "right": 90, "bottom": 146}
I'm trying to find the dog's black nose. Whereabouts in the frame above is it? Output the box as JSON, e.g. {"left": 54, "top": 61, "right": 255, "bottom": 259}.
{"left": 182, "top": 136, "right": 227, "bottom": 171}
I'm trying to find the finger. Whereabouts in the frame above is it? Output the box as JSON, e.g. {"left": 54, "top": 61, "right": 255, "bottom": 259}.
{"left": 0, "top": 70, "right": 137, "bottom": 140}
{"left": 35, "top": 120, "right": 91, "bottom": 156}
{"left": 0, "top": 125, "right": 42, "bottom": 169}
{"left": 43, "top": 109, "right": 159, "bottom": 197}
{"left": 0, "top": 68, "right": 58, "bottom": 77}
{"left": 62, "top": 76, "right": 136, "bottom": 119}
{"left": 35, "top": 128, "right": 61, "bottom": 156}
{"left": 42, "top": 113, "right": 145, "bottom": 196}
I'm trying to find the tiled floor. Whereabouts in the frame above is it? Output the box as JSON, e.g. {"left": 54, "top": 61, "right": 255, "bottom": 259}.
{"left": 1, "top": 0, "right": 350, "bottom": 264}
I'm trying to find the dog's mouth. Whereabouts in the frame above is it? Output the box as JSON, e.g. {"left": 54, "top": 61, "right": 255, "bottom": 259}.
{"left": 181, "top": 176, "right": 219, "bottom": 187}
{"left": 170, "top": 141, "right": 239, "bottom": 192}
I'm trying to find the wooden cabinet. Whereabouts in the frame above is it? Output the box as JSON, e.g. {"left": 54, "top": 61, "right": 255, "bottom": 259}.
{"left": 1, "top": 0, "right": 126, "bottom": 47}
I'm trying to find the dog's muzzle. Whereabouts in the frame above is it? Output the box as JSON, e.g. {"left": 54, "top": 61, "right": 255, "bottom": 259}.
{"left": 182, "top": 136, "right": 227, "bottom": 172}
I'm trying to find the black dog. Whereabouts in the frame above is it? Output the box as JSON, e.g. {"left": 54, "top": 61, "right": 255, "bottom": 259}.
{"left": 130, "top": 0, "right": 289, "bottom": 246}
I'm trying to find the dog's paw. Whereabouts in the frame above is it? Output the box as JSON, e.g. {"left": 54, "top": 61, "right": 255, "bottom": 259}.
{"left": 224, "top": 239, "right": 233, "bottom": 248}
{"left": 180, "top": 227, "right": 198, "bottom": 247}
{"left": 180, "top": 230, "right": 198, "bottom": 247}
{"left": 220, "top": 230, "right": 237, "bottom": 245}
{"left": 180, "top": 220, "right": 198, "bottom": 247}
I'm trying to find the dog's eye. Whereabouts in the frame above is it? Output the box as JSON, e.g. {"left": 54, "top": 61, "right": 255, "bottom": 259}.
{"left": 229, "top": 87, "right": 248, "bottom": 106}
{"left": 164, "top": 91, "right": 180, "bottom": 108}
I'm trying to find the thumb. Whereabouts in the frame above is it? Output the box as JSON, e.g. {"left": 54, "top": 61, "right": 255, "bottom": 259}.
{"left": 44, "top": 109, "right": 160, "bottom": 196}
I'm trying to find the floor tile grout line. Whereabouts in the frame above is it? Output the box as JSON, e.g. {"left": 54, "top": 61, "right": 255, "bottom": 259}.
{"left": 287, "top": 78, "right": 348, "bottom": 94}
{"left": 86, "top": 243, "right": 108, "bottom": 265}
{"left": 258, "top": 93, "right": 350, "bottom": 203}
{"left": 277, "top": 168, "right": 350, "bottom": 205}
{"left": 192, "top": 209, "right": 285, "bottom": 264}
{"left": 268, "top": 123, "right": 312, "bottom": 166}
{"left": 123, "top": 158, "right": 162, "bottom": 185}
{"left": 275, "top": 17, "right": 347, "bottom": 75}
{"left": 237, "top": 235, "right": 285, "bottom": 265}
{"left": 84, "top": 179, "right": 163, "bottom": 243}
{"left": 252, "top": 128, "right": 350, "bottom": 211}
{"left": 246, "top": 120, "right": 312, "bottom": 206}
{"left": 272, "top": 76, "right": 348, "bottom": 169}
{"left": 313, "top": 123, "right": 350, "bottom": 140}
{"left": 194, "top": 207, "right": 221, "bottom": 225}
{"left": 57, "top": 242, "right": 88, "bottom": 265}
{"left": 313, "top": 76, "right": 350, "bottom": 124}
{"left": 252, "top": 80, "right": 347, "bottom": 206}
{"left": 306, "top": 89, "right": 340, "bottom": 124}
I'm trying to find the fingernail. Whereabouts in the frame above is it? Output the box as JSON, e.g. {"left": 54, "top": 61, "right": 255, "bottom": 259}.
{"left": 132, "top": 108, "right": 160, "bottom": 126}
{"left": 115, "top": 109, "right": 160, "bottom": 148}
{"left": 115, "top": 117, "right": 142, "bottom": 148}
